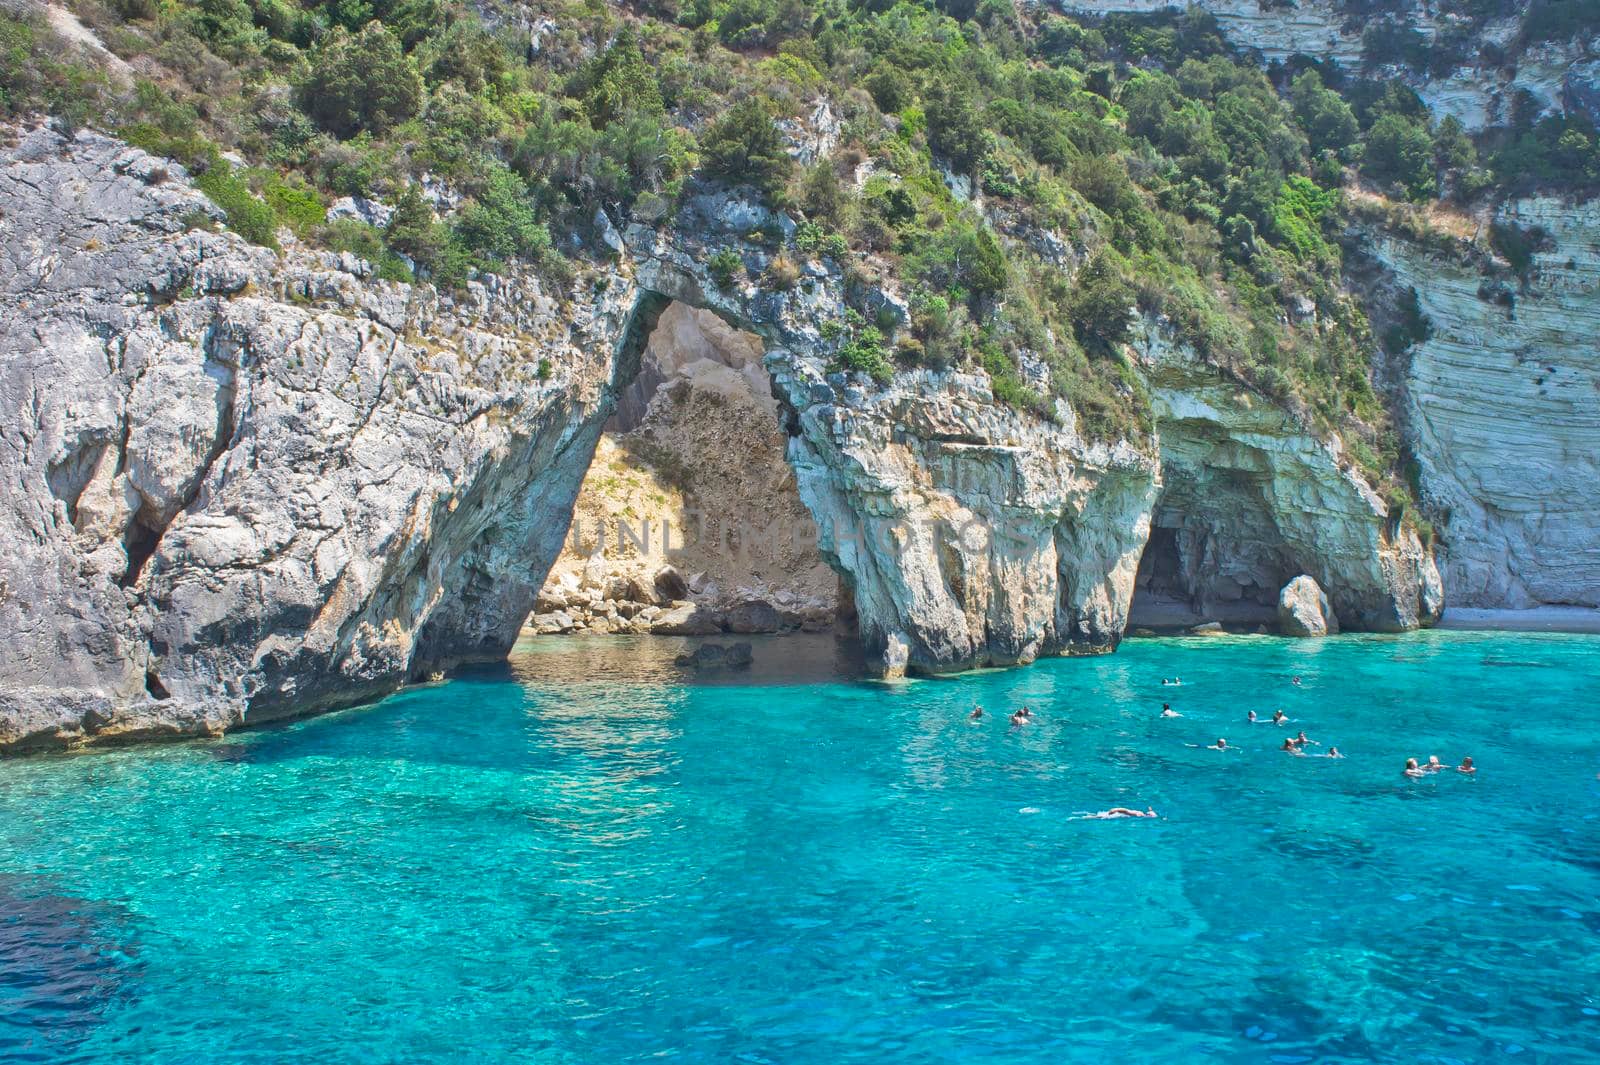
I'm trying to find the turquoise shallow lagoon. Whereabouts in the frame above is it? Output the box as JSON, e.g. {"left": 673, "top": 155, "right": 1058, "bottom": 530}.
{"left": 2, "top": 631, "right": 1599, "bottom": 1063}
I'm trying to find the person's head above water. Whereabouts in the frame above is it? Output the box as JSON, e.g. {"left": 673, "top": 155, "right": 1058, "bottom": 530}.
{"left": 1216, "top": 738, "right": 1227, "bottom": 748}
{"left": 1282, "top": 738, "right": 1297, "bottom": 750}
{"left": 970, "top": 706, "right": 983, "bottom": 718}
{"left": 1273, "top": 710, "right": 1286, "bottom": 721}
{"left": 1406, "top": 758, "right": 1419, "bottom": 769}
{"left": 1248, "top": 710, "right": 1257, "bottom": 721}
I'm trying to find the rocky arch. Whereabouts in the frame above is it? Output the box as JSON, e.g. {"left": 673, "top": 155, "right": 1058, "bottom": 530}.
{"left": 1130, "top": 431, "right": 1325, "bottom": 630}
{"left": 1127, "top": 331, "right": 1445, "bottom": 634}
{"left": 530, "top": 297, "right": 844, "bottom": 637}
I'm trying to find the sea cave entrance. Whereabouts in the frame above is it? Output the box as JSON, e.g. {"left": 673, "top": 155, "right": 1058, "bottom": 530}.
{"left": 1126, "top": 460, "right": 1302, "bottom": 632}
{"left": 529, "top": 301, "right": 849, "bottom": 637}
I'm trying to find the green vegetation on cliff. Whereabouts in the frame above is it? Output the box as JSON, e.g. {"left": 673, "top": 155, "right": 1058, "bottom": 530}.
{"left": 1, "top": 0, "right": 1593, "bottom": 513}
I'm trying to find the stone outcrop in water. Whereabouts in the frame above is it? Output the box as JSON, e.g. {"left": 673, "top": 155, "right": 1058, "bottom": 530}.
{"left": 1278, "top": 575, "right": 1338, "bottom": 638}
{"left": 0, "top": 123, "right": 1439, "bottom": 750}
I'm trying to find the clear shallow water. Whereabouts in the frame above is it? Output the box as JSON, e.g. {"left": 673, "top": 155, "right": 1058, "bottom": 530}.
{"left": 3, "top": 631, "right": 1599, "bottom": 1064}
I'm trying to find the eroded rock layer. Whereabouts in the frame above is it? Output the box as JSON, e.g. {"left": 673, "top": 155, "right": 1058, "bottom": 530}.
{"left": 0, "top": 124, "right": 633, "bottom": 748}
{"left": 1367, "top": 198, "right": 1600, "bottom": 609}
{"left": 1056, "top": 0, "right": 1599, "bottom": 133}
{"left": 535, "top": 302, "right": 839, "bottom": 637}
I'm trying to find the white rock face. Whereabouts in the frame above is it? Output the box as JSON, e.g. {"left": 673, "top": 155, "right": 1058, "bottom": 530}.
{"left": 1366, "top": 197, "right": 1600, "bottom": 609}
{"left": 624, "top": 196, "right": 1165, "bottom": 672}
{"left": 1055, "top": 0, "right": 1593, "bottom": 131}
{"left": 1278, "top": 575, "right": 1338, "bottom": 637}
{"left": 0, "top": 124, "right": 632, "bottom": 749}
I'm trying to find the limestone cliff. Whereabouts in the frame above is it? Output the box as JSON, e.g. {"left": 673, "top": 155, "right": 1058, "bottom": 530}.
{"left": 0, "top": 123, "right": 1438, "bottom": 750}
{"left": 1361, "top": 196, "right": 1600, "bottom": 609}
{"left": 0, "top": 123, "right": 632, "bottom": 747}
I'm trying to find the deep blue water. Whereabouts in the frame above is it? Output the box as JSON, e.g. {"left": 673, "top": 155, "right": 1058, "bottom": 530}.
{"left": 2, "top": 631, "right": 1599, "bottom": 1064}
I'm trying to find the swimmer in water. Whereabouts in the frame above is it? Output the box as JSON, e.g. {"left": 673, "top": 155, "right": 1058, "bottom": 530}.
{"left": 1200, "top": 738, "right": 1231, "bottom": 751}
{"left": 1021, "top": 706, "right": 1033, "bottom": 719}
{"left": 969, "top": 706, "right": 984, "bottom": 720}
{"left": 1010, "top": 710, "right": 1029, "bottom": 727}
{"left": 1293, "top": 730, "right": 1319, "bottom": 748}
{"left": 1281, "top": 738, "right": 1306, "bottom": 756}
{"left": 1425, "top": 755, "right": 1446, "bottom": 772}
{"left": 1272, "top": 709, "right": 1288, "bottom": 725}
{"left": 1457, "top": 755, "right": 1476, "bottom": 774}
{"left": 1083, "top": 807, "right": 1158, "bottom": 819}
{"left": 1248, "top": 710, "right": 1258, "bottom": 723}
{"left": 1292, "top": 676, "right": 1303, "bottom": 686}
{"left": 1325, "top": 746, "right": 1344, "bottom": 758}
{"left": 1161, "top": 703, "right": 1181, "bottom": 718}
{"left": 1403, "top": 757, "right": 1427, "bottom": 778}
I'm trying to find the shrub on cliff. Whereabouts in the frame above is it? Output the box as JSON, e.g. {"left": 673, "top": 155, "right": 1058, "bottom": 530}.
{"left": 700, "top": 99, "right": 793, "bottom": 200}
{"left": 300, "top": 24, "right": 423, "bottom": 139}
{"left": 1363, "top": 113, "right": 1437, "bottom": 201}
{"left": 194, "top": 160, "right": 279, "bottom": 250}
{"left": 1067, "top": 255, "right": 1136, "bottom": 353}
{"left": 1290, "top": 71, "right": 1358, "bottom": 158}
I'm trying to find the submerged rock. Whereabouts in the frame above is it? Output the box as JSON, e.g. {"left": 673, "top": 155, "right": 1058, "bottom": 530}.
{"left": 673, "top": 642, "right": 754, "bottom": 670}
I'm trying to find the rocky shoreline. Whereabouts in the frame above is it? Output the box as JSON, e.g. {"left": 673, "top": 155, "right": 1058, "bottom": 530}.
{"left": 0, "top": 123, "right": 1446, "bottom": 751}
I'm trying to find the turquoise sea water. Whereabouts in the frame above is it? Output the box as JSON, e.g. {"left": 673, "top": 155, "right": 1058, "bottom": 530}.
{"left": 2, "top": 631, "right": 1599, "bottom": 1064}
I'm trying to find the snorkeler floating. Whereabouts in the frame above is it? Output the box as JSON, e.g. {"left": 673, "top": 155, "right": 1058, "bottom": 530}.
{"left": 1079, "top": 807, "right": 1158, "bottom": 820}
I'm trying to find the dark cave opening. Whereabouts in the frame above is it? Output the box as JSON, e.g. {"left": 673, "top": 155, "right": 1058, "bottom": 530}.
{"left": 1126, "top": 472, "right": 1300, "bottom": 631}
